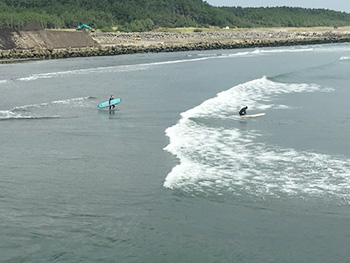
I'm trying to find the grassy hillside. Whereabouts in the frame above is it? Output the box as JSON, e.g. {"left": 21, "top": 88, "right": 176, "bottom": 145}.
{"left": 1, "top": 0, "right": 350, "bottom": 31}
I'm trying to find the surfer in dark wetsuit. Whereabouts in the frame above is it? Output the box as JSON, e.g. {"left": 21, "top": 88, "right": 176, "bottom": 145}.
{"left": 109, "top": 95, "right": 115, "bottom": 110}
{"left": 239, "top": 106, "right": 248, "bottom": 116}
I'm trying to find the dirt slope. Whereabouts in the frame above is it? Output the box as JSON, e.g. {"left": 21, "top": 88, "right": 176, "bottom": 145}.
{"left": 0, "top": 29, "right": 100, "bottom": 50}
{"left": 0, "top": 28, "right": 17, "bottom": 50}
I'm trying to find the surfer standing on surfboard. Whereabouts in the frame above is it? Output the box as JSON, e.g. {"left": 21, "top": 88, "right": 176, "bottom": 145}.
{"left": 109, "top": 95, "right": 115, "bottom": 110}
{"left": 239, "top": 106, "right": 248, "bottom": 116}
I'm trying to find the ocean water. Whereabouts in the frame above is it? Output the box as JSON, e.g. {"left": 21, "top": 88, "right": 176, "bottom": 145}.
{"left": 1, "top": 43, "right": 350, "bottom": 262}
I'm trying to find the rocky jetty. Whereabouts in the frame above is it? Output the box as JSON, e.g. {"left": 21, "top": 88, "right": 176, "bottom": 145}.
{"left": 91, "top": 29, "right": 350, "bottom": 47}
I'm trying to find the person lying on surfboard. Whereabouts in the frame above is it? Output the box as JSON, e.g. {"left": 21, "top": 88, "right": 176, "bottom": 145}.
{"left": 109, "top": 95, "right": 115, "bottom": 110}
{"left": 239, "top": 106, "right": 248, "bottom": 116}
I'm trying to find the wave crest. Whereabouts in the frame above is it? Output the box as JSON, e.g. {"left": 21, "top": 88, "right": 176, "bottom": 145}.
{"left": 163, "top": 77, "right": 349, "bottom": 203}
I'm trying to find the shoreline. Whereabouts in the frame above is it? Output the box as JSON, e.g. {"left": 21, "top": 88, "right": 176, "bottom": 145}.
{"left": 1, "top": 27, "right": 350, "bottom": 63}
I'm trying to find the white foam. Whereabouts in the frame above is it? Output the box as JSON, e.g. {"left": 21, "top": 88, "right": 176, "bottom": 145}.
{"left": 0, "top": 110, "right": 21, "bottom": 119}
{"left": 250, "top": 47, "right": 314, "bottom": 55}
{"left": 163, "top": 77, "right": 350, "bottom": 203}
{"left": 0, "top": 109, "right": 58, "bottom": 120}
{"left": 50, "top": 96, "right": 92, "bottom": 108}
{"left": 15, "top": 58, "right": 212, "bottom": 82}
{"left": 340, "top": 56, "right": 350, "bottom": 61}
{"left": 1, "top": 97, "right": 91, "bottom": 120}
{"left": 180, "top": 77, "right": 326, "bottom": 121}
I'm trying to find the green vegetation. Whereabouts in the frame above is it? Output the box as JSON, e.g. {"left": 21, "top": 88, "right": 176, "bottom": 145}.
{"left": 1, "top": 0, "right": 350, "bottom": 31}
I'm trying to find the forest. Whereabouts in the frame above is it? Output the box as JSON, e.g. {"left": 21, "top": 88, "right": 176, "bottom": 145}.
{"left": 1, "top": 0, "right": 350, "bottom": 31}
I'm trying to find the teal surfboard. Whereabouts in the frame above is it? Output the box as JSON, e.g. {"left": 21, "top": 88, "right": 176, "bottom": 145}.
{"left": 98, "top": 98, "right": 121, "bottom": 108}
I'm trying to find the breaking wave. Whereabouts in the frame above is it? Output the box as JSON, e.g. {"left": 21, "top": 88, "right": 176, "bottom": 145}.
{"left": 163, "top": 77, "right": 350, "bottom": 204}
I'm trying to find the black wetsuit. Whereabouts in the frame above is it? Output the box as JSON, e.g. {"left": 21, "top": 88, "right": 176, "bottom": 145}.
{"left": 239, "top": 106, "right": 248, "bottom": 116}
{"left": 109, "top": 97, "right": 115, "bottom": 110}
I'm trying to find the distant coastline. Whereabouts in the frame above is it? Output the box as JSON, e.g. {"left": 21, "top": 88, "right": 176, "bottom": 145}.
{"left": 1, "top": 27, "right": 350, "bottom": 63}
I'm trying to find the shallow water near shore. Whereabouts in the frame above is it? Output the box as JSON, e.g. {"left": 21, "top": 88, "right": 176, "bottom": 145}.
{"left": 1, "top": 43, "right": 350, "bottom": 262}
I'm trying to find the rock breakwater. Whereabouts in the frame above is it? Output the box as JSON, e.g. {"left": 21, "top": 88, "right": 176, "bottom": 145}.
{"left": 91, "top": 29, "right": 350, "bottom": 47}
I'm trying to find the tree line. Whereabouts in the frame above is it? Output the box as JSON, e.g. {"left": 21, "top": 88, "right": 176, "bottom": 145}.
{"left": 1, "top": 0, "right": 350, "bottom": 31}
